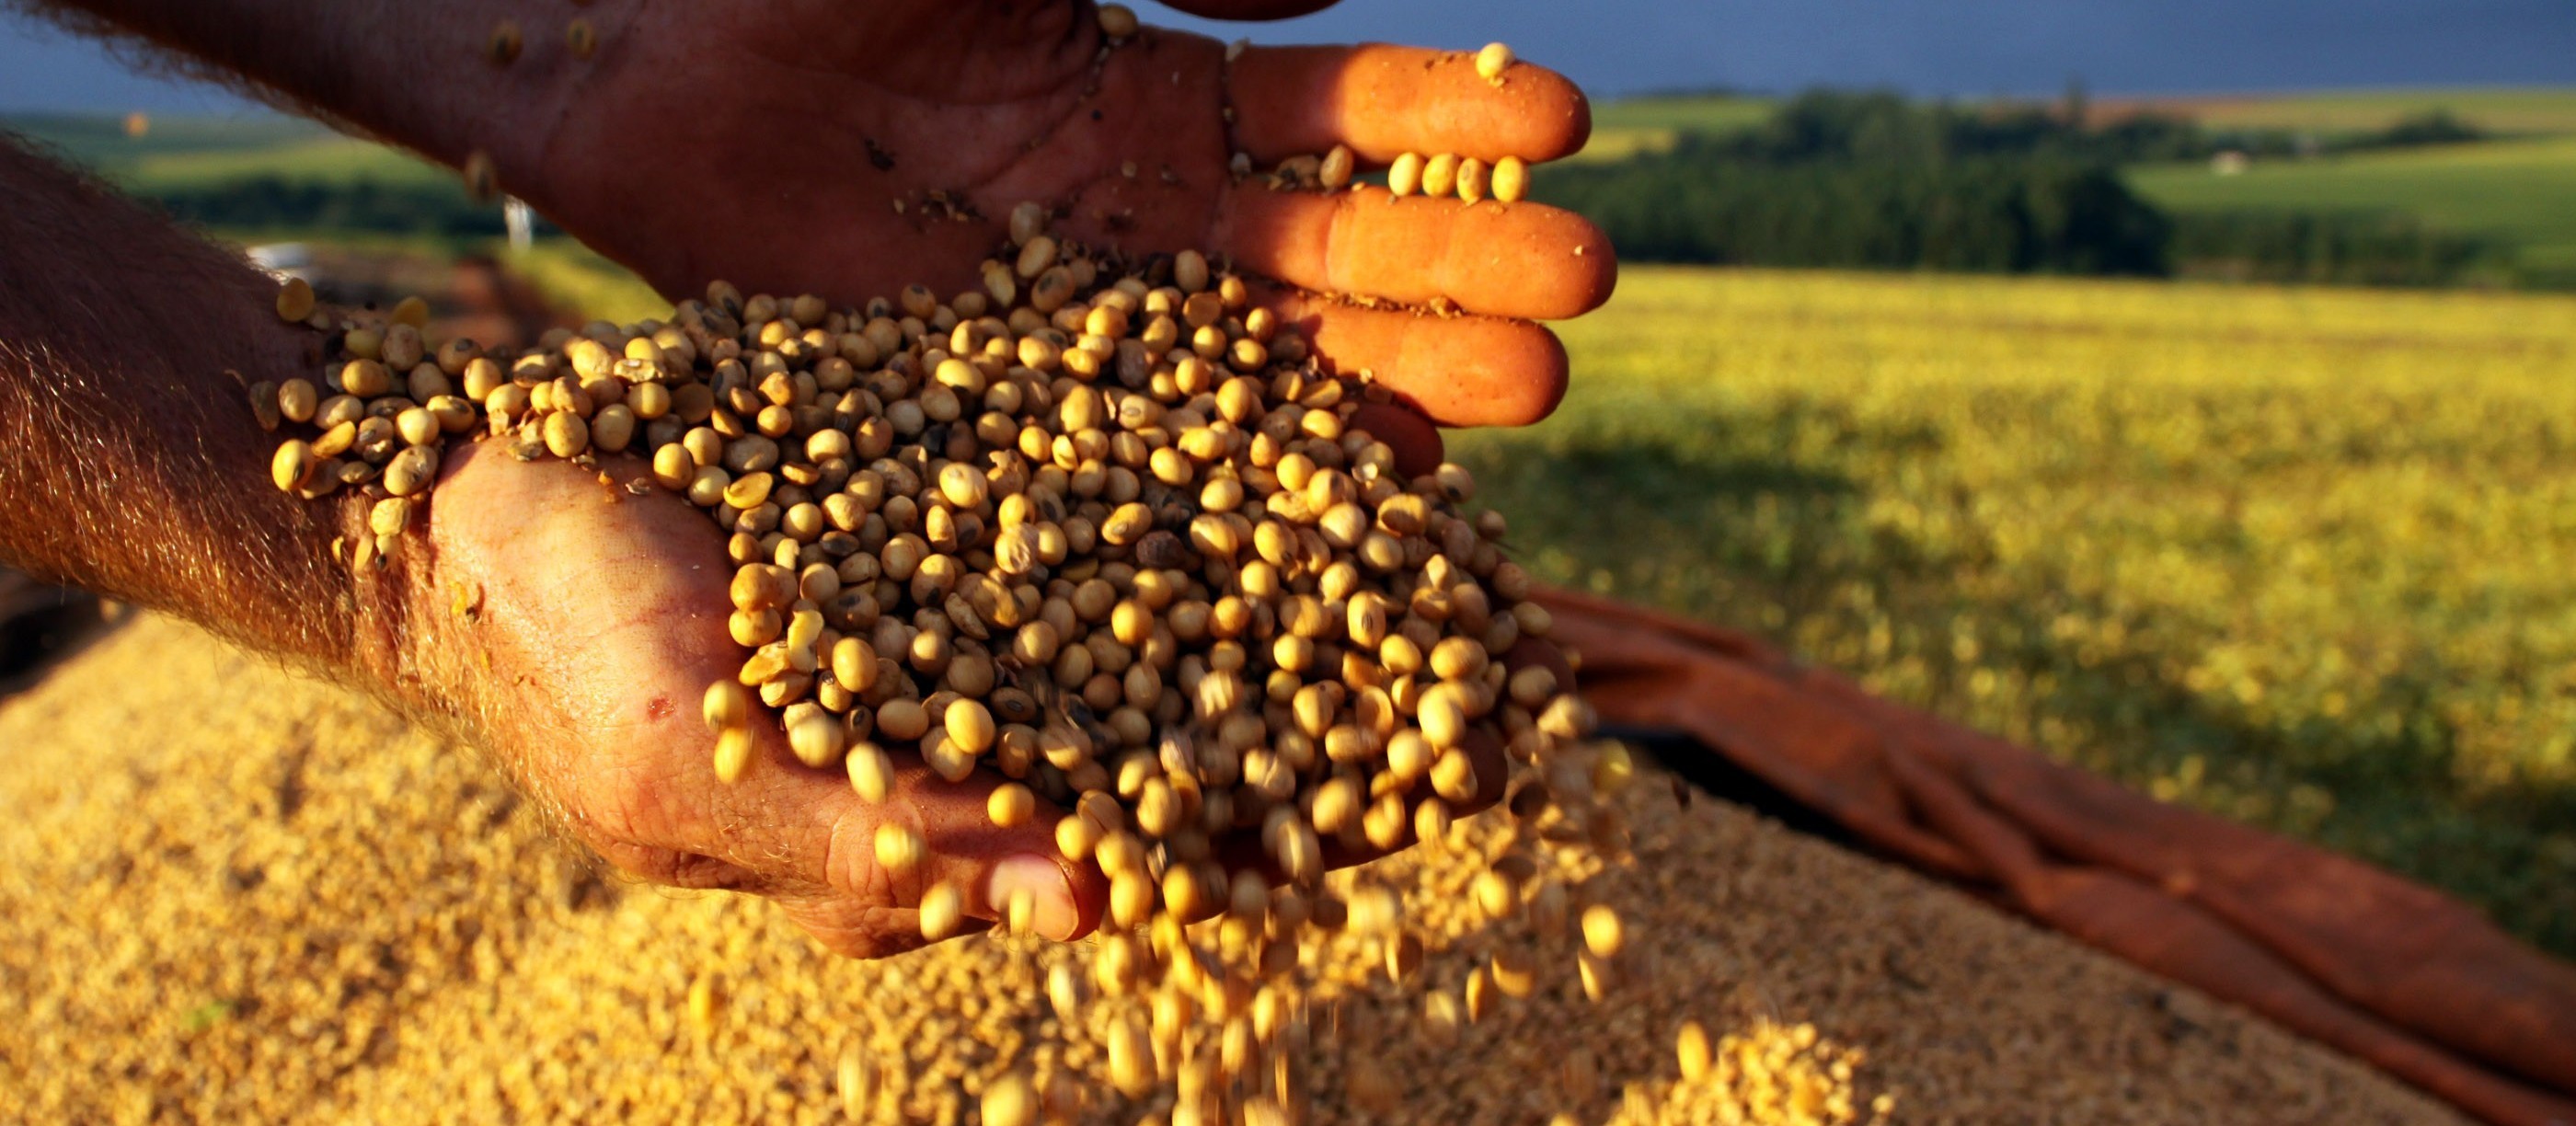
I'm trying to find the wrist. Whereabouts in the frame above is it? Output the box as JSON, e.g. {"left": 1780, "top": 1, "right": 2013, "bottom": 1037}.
{"left": 246, "top": 322, "right": 476, "bottom": 730}
{"left": 336, "top": 487, "right": 471, "bottom": 729}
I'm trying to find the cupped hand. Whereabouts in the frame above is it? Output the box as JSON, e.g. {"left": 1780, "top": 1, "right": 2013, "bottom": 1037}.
{"left": 519, "top": 0, "right": 1614, "bottom": 448}
{"left": 412, "top": 441, "right": 1102, "bottom": 957}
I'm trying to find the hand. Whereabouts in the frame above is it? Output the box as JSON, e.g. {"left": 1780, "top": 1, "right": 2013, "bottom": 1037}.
{"left": 413, "top": 441, "right": 1104, "bottom": 957}
{"left": 518, "top": 0, "right": 1614, "bottom": 454}
{"left": 47, "top": 0, "right": 1608, "bottom": 436}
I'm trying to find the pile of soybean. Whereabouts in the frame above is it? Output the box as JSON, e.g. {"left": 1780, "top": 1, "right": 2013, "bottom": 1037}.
{"left": 0, "top": 615, "right": 2461, "bottom": 1125}
{"left": 251, "top": 202, "right": 1642, "bottom": 1123}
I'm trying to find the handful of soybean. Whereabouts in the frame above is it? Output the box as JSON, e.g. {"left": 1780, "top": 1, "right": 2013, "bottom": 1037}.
{"left": 252, "top": 201, "right": 1629, "bottom": 1123}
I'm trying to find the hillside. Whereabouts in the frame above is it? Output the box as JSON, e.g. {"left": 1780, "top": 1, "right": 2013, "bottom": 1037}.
{"left": 2102, "top": 86, "right": 2576, "bottom": 138}
{"left": 2130, "top": 135, "right": 2576, "bottom": 284}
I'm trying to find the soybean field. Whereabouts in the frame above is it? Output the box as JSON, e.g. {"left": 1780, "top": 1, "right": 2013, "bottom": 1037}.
{"left": 1458, "top": 267, "right": 2576, "bottom": 956}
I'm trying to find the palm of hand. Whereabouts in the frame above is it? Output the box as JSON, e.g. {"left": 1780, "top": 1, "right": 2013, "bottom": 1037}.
{"left": 538, "top": 0, "right": 1610, "bottom": 433}
{"left": 559, "top": 1, "right": 1236, "bottom": 299}
{"left": 420, "top": 442, "right": 1094, "bottom": 957}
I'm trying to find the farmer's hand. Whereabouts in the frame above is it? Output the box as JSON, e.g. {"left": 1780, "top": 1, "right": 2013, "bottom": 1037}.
{"left": 41, "top": 0, "right": 1613, "bottom": 451}
{"left": 524, "top": 0, "right": 1612, "bottom": 447}
{"left": 406, "top": 442, "right": 1106, "bottom": 957}
{"left": 410, "top": 0, "right": 1586, "bottom": 947}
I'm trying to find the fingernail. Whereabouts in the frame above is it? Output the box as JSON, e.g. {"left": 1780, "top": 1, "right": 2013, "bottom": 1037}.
{"left": 988, "top": 854, "right": 1079, "bottom": 941}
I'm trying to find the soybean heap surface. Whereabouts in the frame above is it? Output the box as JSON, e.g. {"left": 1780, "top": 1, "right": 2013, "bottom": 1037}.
{"left": 1460, "top": 266, "right": 2576, "bottom": 959}
{"left": 0, "top": 615, "right": 2456, "bottom": 1124}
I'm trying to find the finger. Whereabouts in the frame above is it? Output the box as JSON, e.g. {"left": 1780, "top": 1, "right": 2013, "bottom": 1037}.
{"left": 1156, "top": 0, "right": 1343, "bottom": 18}
{"left": 1257, "top": 282, "right": 1569, "bottom": 428}
{"left": 1221, "top": 186, "right": 1616, "bottom": 322}
{"left": 1346, "top": 401, "right": 1444, "bottom": 479}
{"left": 1232, "top": 43, "right": 1592, "bottom": 163}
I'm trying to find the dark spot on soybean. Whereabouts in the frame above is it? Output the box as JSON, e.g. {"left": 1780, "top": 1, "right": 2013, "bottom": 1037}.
{"left": 1135, "top": 530, "right": 1190, "bottom": 569}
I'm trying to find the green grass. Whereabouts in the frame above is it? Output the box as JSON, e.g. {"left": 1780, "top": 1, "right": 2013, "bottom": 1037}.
{"left": 2110, "top": 86, "right": 2576, "bottom": 137}
{"left": 1575, "top": 86, "right": 2576, "bottom": 163}
{"left": 1591, "top": 93, "right": 1777, "bottom": 134}
{"left": 2129, "top": 135, "right": 2576, "bottom": 281}
{"left": 1454, "top": 267, "right": 2576, "bottom": 956}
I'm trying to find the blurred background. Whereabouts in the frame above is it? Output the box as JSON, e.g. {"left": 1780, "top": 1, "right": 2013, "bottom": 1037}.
{"left": 4, "top": 0, "right": 2571, "bottom": 965}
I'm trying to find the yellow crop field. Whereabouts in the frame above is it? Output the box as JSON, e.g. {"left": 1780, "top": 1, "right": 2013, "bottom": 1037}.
{"left": 1455, "top": 267, "right": 2576, "bottom": 954}
{"left": 478, "top": 252, "right": 2576, "bottom": 955}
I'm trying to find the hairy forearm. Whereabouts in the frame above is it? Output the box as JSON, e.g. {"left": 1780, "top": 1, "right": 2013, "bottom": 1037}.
{"left": 17, "top": 0, "right": 602, "bottom": 187}
{"left": 0, "top": 135, "right": 389, "bottom": 674}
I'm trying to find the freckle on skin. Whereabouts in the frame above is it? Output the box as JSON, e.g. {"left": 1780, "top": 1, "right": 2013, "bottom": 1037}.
{"left": 645, "top": 695, "right": 675, "bottom": 721}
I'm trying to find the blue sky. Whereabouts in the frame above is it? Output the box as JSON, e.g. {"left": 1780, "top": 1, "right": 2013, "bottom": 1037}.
{"left": 4, "top": 0, "right": 2572, "bottom": 114}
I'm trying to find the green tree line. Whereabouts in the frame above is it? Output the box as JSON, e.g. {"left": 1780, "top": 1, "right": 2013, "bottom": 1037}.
{"left": 1536, "top": 91, "right": 2510, "bottom": 287}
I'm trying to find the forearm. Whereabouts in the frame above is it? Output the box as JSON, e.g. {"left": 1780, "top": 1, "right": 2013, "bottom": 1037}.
{"left": 22, "top": 0, "right": 602, "bottom": 187}
{"left": 0, "top": 135, "right": 393, "bottom": 677}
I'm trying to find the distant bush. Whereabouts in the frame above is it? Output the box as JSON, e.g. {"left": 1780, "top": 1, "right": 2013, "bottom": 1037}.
{"left": 2364, "top": 109, "right": 2485, "bottom": 150}
{"left": 1540, "top": 144, "right": 2168, "bottom": 275}
{"left": 1680, "top": 88, "right": 2200, "bottom": 166}
{"left": 1538, "top": 92, "right": 2172, "bottom": 276}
